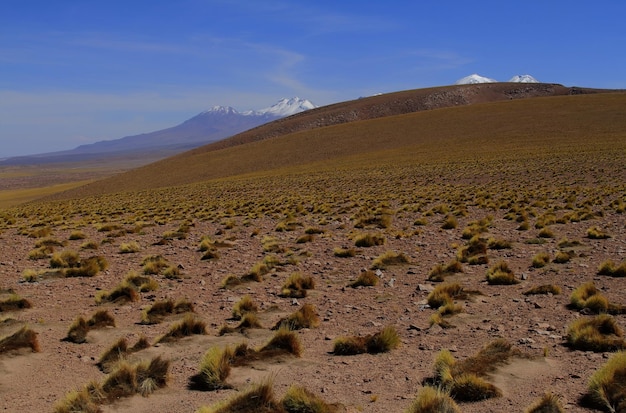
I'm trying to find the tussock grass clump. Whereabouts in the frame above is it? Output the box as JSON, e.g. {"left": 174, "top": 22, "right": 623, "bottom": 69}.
{"left": 142, "top": 255, "right": 169, "bottom": 274}
{"left": 333, "top": 326, "right": 399, "bottom": 355}
{"left": 371, "top": 250, "right": 410, "bottom": 269}
{"left": 426, "top": 282, "right": 478, "bottom": 328}
{"left": 569, "top": 282, "right": 626, "bottom": 315}
{"left": 333, "top": 247, "right": 355, "bottom": 258}
{"left": 427, "top": 283, "right": 465, "bottom": 309}
{"left": 163, "top": 265, "right": 182, "bottom": 279}
{"left": 119, "top": 241, "right": 141, "bottom": 253}
{"left": 441, "top": 215, "right": 458, "bottom": 229}
{"left": 259, "top": 328, "right": 303, "bottom": 357}
{"left": 95, "top": 271, "right": 157, "bottom": 304}
{"left": 240, "top": 259, "right": 275, "bottom": 282}
{"left": 354, "top": 232, "right": 386, "bottom": 247}
{"left": 65, "top": 310, "right": 115, "bottom": 343}
{"left": 220, "top": 274, "right": 243, "bottom": 289}
{"left": 189, "top": 346, "right": 234, "bottom": 391}
{"left": 557, "top": 237, "right": 581, "bottom": 248}
{"left": 0, "top": 326, "right": 40, "bottom": 354}
{"left": 135, "top": 356, "right": 170, "bottom": 396}
{"left": 272, "top": 303, "right": 320, "bottom": 330}
{"left": 524, "top": 392, "right": 565, "bottom": 413}
{"left": 28, "top": 246, "right": 54, "bottom": 260}
{"left": 598, "top": 260, "right": 626, "bottom": 277}
{"left": 100, "top": 356, "right": 169, "bottom": 401}
{"left": 405, "top": 386, "right": 460, "bottom": 413}
{"left": 231, "top": 295, "right": 257, "bottom": 320}
{"left": 296, "top": 234, "right": 315, "bottom": 244}
{"left": 219, "top": 313, "right": 263, "bottom": 335}
{"left": 50, "top": 250, "right": 81, "bottom": 268}
{"left": 532, "top": 252, "right": 551, "bottom": 268}
{"left": 64, "top": 255, "right": 108, "bottom": 277}
{"left": 196, "top": 380, "right": 283, "bottom": 413}
{"left": 0, "top": 294, "right": 32, "bottom": 312}
{"left": 428, "top": 260, "right": 463, "bottom": 282}
{"left": 156, "top": 314, "right": 207, "bottom": 343}
{"left": 97, "top": 337, "right": 129, "bottom": 372}
{"left": 354, "top": 212, "right": 392, "bottom": 229}
{"left": 585, "top": 351, "right": 626, "bottom": 413}
{"left": 95, "top": 282, "right": 139, "bottom": 304}
{"left": 587, "top": 226, "right": 611, "bottom": 239}
{"left": 553, "top": 250, "right": 574, "bottom": 264}
{"left": 456, "top": 235, "right": 487, "bottom": 264}
{"left": 28, "top": 226, "right": 52, "bottom": 238}
{"left": 69, "top": 230, "right": 86, "bottom": 240}
{"left": 65, "top": 317, "right": 89, "bottom": 344}
{"left": 97, "top": 223, "right": 122, "bottom": 233}
{"left": 201, "top": 249, "right": 221, "bottom": 260}
{"left": 282, "top": 385, "right": 338, "bottom": 413}
{"left": 487, "top": 237, "right": 512, "bottom": 250}
{"left": 485, "top": 261, "right": 518, "bottom": 285}
{"left": 431, "top": 339, "right": 520, "bottom": 402}
{"left": 262, "top": 236, "right": 285, "bottom": 253}
{"left": 141, "top": 299, "right": 194, "bottom": 324}
{"left": 280, "top": 272, "right": 315, "bottom": 298}
{"left": 124, "top": 271, "right": 159, "bottom": 292}
{"left": 348, "top": 270, "right": 379, "bottom": 288}
{"left": 449, "top": 374, "right": 502, "bottom": 402}
{"left": 461, "top": 216, "right": 492, "bottom": 239}
{"left": 523, "top": 284, "right": 562, "bottom": 296}
{"left": 53, "top": 387, "right": 102, "bottom": 413}
{"left": 566, "top": 314, "right": 626, "bottom": 352}
{"left": 538, "top": 227, "right": 555, "bottom": 238}
{"left": 97, "top": 336, "right": 151, "bottom": 372}
{"left": 80, "top": 241, "right": 99, "bottom": 250}
{"left": 196, "top": 380, "right": 340, "bottom": 413}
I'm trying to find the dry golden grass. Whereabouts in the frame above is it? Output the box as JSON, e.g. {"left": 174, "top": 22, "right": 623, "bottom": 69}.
{"left": 432, "top": 339, "right": 521, "bottom": 402}
{"left": 3, "top": 88, "right": 626, "bottom": 413}
{"left": 0, "top": 326, "right": 40, "bottom": 354}
{"left": 585, "top": 351, "right": 626, "bottom": 413}
{"left": 333, "top": 325, "right": 400, "bottom": 355}
{"left": 41, "top": 91, "right": 626, "bottom": 199}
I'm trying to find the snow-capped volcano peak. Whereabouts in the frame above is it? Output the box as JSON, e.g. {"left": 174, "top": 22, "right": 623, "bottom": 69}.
{"left": 455, "top": 74, "right": 497, "bottom": 85}
{"left": 247, "top": 97, "right": 317, "bottom": 117}
{"left": 508, "top": 74, "right": 539, "bottom": 83}
{"left": 203, "top": 105, "right": 239, "bottom": 115}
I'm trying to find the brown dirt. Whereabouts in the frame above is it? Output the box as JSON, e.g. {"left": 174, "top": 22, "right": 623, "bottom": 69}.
{"left": 1, "top": 201, "right": 625, "bottom": 412}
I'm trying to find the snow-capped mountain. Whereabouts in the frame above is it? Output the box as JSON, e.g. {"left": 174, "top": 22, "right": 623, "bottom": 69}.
{"left": 245, "top": 97, "right": 316, "bottom": 117}
{"left": 508, "top": 75, "right": 539, "bottom": 83}
{"left": 2, "top": 98, "right": 317, "bottom": 164}
{"left": 455, "top": 74, "right": 540, "bottom": 85}
{"left": 455, "top": 74, "right": 498, "bottom": 85}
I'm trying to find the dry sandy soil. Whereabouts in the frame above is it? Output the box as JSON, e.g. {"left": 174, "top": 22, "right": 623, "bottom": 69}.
{"left": 1, "top": 200, "right": 624, "bottom": 412}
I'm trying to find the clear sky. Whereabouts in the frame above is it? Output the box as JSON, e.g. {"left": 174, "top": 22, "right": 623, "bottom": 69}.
{"left": 1, "top": 1, "right": 625, "bottom": 158}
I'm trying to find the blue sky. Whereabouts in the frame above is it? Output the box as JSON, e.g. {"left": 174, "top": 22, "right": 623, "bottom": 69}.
{"left": 1, "top": 1, "right": 625, "bottom": 158}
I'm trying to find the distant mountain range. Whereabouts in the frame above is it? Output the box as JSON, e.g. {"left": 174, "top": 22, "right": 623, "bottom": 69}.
{"left": 455, "top": 74, "right": 539, "bottom": 85}
{"left": 1, "top": 97, "right": 316, "bottom": 165}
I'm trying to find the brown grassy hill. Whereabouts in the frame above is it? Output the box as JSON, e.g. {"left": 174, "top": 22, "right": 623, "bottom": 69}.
{"left": 46, "top": 84, "right": 623, "bottom": 201}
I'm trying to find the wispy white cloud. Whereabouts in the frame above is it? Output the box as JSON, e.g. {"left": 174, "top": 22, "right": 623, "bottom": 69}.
{"left": 407, "top": 49, "right": 474, "bottom": 70}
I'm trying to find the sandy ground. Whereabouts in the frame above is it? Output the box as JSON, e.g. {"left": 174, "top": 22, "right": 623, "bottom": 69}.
{"left": 0, "top": 203, "right": 625, "bottom": 412}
